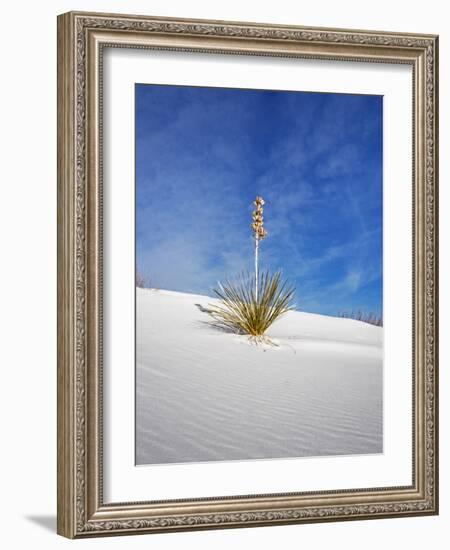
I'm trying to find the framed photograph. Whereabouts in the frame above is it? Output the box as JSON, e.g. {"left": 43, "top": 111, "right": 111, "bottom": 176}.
{"left": 57, "top": 11, "right": 439, "bottom": 538}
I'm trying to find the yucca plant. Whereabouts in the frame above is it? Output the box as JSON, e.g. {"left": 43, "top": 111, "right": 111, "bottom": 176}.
{"left": 208, "top": 196, "right": 295, "bottom": 342}
{"left": 209, "top": 271, "right": 295, "bottom": 340}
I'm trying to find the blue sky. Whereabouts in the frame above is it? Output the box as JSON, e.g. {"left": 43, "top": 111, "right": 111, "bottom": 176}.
{"left": 135, "top": 84, "right": 383, "bottom": 317}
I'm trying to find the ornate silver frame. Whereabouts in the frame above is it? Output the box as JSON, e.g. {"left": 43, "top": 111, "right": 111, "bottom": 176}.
{"left": 57, "top": 11, "right": 439, "bottom": 538}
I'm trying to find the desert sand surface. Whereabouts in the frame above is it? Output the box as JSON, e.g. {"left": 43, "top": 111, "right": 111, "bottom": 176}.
{"left": 136, "top": 288, "right": 383, "bottom": 465}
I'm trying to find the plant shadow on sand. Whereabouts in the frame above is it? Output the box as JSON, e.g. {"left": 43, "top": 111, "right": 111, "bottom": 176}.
{"left": 194, "top": 303, "right": 238, "bottom": 334}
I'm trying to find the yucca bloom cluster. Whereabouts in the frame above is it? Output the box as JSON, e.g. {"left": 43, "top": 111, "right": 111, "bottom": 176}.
{"left": 252, "top": 196, "right": 267, "bottom": 302}
{"left": 252, "top": 196, "right": 268, "bottom": 241}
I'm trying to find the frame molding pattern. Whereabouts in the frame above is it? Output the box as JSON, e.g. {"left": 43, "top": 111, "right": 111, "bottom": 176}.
{"left": 57, "top": 11, "right": 438, "bottom": 538}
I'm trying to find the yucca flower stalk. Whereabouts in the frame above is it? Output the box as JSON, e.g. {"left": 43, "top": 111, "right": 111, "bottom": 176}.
{"left": 252, "top": 196, "right": 267, "bottom": 302}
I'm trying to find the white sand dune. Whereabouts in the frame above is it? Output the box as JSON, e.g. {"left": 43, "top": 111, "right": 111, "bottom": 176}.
{"left": 136, "top": 288, "right": 383, "bottom": 465}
